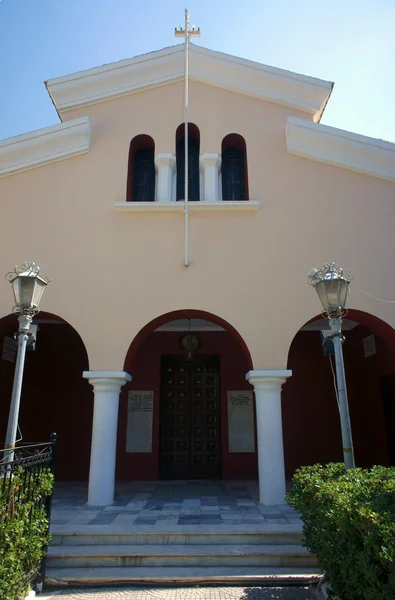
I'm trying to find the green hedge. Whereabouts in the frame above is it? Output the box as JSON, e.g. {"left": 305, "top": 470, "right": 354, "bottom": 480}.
{"left": 287, "top": 463, "right": 395, "bottom": 600}
{"left": 0, "top": 468, "right": 53, "bottom": 600}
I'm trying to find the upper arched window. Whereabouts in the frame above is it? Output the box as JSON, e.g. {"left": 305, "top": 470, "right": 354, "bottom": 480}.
{"left": 127, "top": 135, "right": 155, "bottom": 202}
{"left": 176, "top": 123, "right": 200, "bottom": 201}
{"left": 221, "top": 134, "right": 249, "bottom": 201}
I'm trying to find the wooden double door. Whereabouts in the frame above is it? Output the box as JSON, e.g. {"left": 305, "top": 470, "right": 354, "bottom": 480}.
{"left": 159, "top": 356, "right": 221, "bottom": 479}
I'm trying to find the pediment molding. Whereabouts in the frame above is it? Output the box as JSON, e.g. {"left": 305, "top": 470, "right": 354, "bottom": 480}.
{"left": 46, "top": 44, "right": 333, "bottom": 121}
{"left": 286, "top": 117, "right": 395, "bottom": 183}
{"left": 0, "top": 117, "right": 90, "bottom": 179}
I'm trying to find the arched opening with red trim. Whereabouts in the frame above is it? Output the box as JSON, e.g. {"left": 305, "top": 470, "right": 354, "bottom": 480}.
{"left": 176, "top": 123, "right": 200, "bottom": 201}
{"left": 221, "top": 133, "right": 249, "bottom": 201}
{"left": 126, "top": 134, "right": 156, "bottom": 202}
{"left": 283, "top": 309, "right": 395, "bottom": 479}
{"left": 117, "top": 309, "right": 256, "bottom": 481}
{"left": 0, "top": 311, "right": 92, "bottom": 480}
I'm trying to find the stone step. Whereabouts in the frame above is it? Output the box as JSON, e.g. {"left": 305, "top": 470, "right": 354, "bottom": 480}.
{"left": 47, "top": 543, "right": 316, "bottom": 569}
{"left": 50, "top": 525, "right": 304, "bottom": 547}
{"left": 45, "top": 565, "right": 322, "bottom": 587}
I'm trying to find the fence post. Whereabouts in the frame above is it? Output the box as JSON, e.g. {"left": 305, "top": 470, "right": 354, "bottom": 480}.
{"left": 39, "top": 433, "right": 57, "bottom": 591}
{"left": 49, "top": 432, "right": 57, "bottom": 477}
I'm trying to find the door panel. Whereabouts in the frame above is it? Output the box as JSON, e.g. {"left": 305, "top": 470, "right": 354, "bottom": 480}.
{"left": 160, "top": 356, "right": 221, "bottom": 479}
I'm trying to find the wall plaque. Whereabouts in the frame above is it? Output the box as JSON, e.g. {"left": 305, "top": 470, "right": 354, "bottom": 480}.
{"left": 227, "top": 390, "right": 255, "bottom": 453}
{"left": 363, "top": 334, "right": 376, "bottom": 358}
{"left": 126, "top": 391, "right": 153, "bottom": 453}
{"left": 2, "top": 336, "right": 17, "bottom": 363}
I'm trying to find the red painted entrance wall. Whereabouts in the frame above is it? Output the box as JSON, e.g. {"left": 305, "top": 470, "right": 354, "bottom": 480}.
{"left": 116, "top": 330, "right": 258, "bottom": 480}
{"left": 0, "top": 314, "right": 92, "bottom": 480}
{"left": 283, "top": 324, "right": 392, "bottom": 478}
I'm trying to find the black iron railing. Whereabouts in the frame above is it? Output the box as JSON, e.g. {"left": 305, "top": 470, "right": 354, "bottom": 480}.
{"left": 0, "top": 434, "right": 57, "bottom": 588}
{"left": 0, "top": 435, "right": 56, "bottom": 514}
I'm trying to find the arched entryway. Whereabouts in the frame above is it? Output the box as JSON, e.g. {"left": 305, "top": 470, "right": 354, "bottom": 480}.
{"left": 283, "top": 309, "right": 395, "bottom": 478}
{"left": 117, "top": 309, "right": 257, "bottom": 481}
{"left": 0, "top": 311, "right": 92, "bottom": 480}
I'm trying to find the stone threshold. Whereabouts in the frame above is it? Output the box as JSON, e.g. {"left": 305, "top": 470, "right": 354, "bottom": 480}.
{"left": 45, "top": 566, "right": 321, "bottom": 587}
{"left": 51, "top": 522, "right": 303, "bottom": 535}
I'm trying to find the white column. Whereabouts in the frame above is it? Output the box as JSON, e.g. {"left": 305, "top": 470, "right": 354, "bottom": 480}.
{"left": 84, "top": 370, "right": 131, "bottom": 506}
{"left": 200, "top": 153, "right": 221, "bottom": 202}
{"left": 155, "top": 153, "right": 176, "bottom": 202}
{"left": 246, "top": 369, "right": 292, "bottom": 505}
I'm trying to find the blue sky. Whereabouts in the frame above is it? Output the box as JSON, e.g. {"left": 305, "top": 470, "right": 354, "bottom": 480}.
{"left": 0, "top": 0, "right": 394, "bottom": 142}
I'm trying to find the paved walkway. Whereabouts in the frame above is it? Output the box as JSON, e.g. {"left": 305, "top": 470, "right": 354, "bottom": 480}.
{"left": 51, "top": 481, "right": 301, "bottom": 528}
{"left": 41, "top": 585, "right": 322, "bottom": 599}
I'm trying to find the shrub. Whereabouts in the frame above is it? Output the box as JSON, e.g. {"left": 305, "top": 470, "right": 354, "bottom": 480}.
{"left": 0, "top": 468, "right": 54, "bottom": 600}
{"left": 287, "top": 463, "right": 395, "bottom": 600}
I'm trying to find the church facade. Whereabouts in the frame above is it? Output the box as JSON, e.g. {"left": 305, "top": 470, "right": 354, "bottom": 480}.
{"left": 0, "top": 44, "right": 395, "bottom": 506}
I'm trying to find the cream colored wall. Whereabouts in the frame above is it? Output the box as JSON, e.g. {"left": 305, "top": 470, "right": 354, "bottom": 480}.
{"left": 1, "top": 81, "right": 395, "bottom": 372}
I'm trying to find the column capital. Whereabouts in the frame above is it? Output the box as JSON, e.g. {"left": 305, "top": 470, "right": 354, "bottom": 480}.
{"left": 83, "top": 370, "right": 132, "bottom": 393}
{"left": 200, "top": 152, "right": 221, "bottom": 170}
{"left": 155, "top": 153, "right": 176, "bottom": 169}
{"left": 246, "top": 369, "right": 292, "bottom": 391}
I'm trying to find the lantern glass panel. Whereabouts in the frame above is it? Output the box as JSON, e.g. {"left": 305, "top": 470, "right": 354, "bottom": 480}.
{"left": 31, "top": 279, "right": 47, "bottom": 308}
{"left": 315, "top": 279, "right": 348, "bottom": 312}
{"left": 10, "top": 278, "right": 20, "bottom": 306}
{"left": 12, "top": 277, "right": 35, "bottom": 307}
{"left": 11, "top": 276, "right": 47, "bottom": 310}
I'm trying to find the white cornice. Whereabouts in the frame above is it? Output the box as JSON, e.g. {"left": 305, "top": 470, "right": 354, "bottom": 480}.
{"left": 46, "top": 44, "right": 333, "bottom": 121}
{"left": 0, "top": 117, "right": 91, "bottom": 179}
{"left": 286, "top": 117, "right": 395, "bottom": 183}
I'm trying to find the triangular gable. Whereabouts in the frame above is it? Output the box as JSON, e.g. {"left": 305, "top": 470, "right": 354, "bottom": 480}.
{"left": 46, "top": 44, "right": 333, "bottom": 122}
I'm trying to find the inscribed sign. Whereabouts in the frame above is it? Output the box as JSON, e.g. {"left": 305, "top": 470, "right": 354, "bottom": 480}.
{"left": 126, "top": 391, "right": 153, "bottom": 453}
{"left": 227, "top": 390, "right": 255, "bottom": 453}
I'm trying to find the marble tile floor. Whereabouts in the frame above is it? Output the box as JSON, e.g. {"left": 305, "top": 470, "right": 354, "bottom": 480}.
{"left": 50, "top": 481, "right": 302, "bottom": 529}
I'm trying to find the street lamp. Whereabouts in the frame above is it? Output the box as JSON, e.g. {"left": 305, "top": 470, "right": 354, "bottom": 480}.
{"left": 307, "top": 262, "right": 355, "bottom": 470}
{"left": 4, "top": 262, "right": 50, "bottom": 461}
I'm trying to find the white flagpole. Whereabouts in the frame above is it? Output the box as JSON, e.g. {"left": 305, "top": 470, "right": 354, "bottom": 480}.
{"left": 175, "top": 9, "right": 200, "bottom": 267}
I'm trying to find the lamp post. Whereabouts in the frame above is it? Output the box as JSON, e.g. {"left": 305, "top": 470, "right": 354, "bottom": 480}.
{"left": 4, "top": 262, "right": 50, "bottom": 461}
{"left": 307, "top": 262, "right": 355, "bottom": 470}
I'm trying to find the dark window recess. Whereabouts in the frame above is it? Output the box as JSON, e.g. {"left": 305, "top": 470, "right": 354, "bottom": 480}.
{"left": 132, "top": 148, "right": 155, "bottom": 202}
{"left": 222, "top": 147, "right": 245, "bottom": 201}
{"left": 176, "top": 136, "right": 200, "bottom": 201}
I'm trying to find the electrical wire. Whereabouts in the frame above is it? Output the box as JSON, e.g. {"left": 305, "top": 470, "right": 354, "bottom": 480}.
{"left": 16, "top": 423, "right": 23, "bottom": 443}
{"left": 329, "top": 354, "right": 340, "bottom": 413}
{"left": 350, "top": 283, "right": 395, "bottom": 304}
